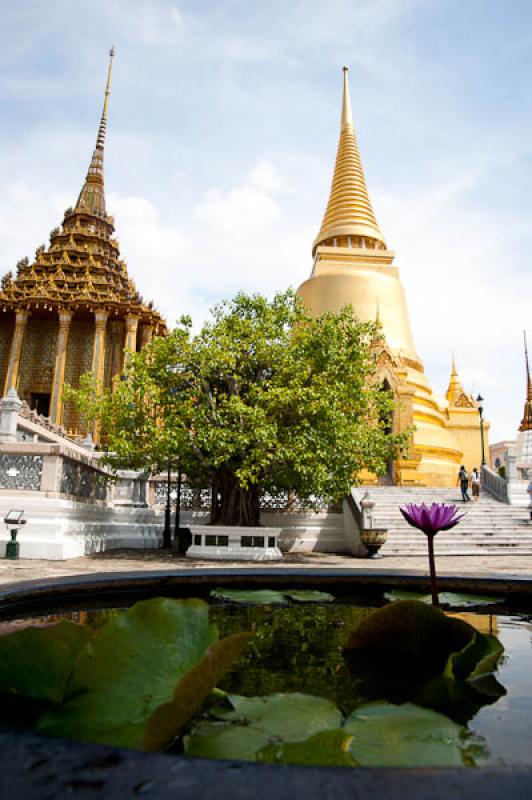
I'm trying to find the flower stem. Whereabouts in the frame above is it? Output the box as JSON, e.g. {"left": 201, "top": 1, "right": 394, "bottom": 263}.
{"left": 427, "top": 535, "right": 439, "bottom": 608}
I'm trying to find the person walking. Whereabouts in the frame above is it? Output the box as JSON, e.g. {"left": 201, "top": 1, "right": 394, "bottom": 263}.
{"left": 471, "top": 467, "right": 481, "bottom": 500}
{"left": 457, "top": 465, "right": 471, "bottom": 502}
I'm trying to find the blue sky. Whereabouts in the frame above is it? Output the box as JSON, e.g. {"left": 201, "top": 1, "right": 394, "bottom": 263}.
{"left": 1, "top": 0, "right": 532, "bottom": 442}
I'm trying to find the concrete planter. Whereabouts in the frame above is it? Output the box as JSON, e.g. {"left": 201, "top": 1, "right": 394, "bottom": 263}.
{"left": 186, "top": 525, "right": 282, "bottom": 561}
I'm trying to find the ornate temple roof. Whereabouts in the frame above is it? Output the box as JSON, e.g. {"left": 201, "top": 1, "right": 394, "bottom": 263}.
{"left": 312, "top": 67, "right": 386, "bottom": 255}
{"left": 445, "top": 356, "right": 477, "bottom": 409}
{"left": 0, "top": 49, "right": 165, "bottom": 332}
{"left": 519, "top": 333, "right": 532, "bottom": 432}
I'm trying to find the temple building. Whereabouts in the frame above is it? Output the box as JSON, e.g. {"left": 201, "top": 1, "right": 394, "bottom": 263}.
{"left": 297, "top": 67, "right": 487, "bottom": 486}
{"left": 0, "top": 49, "right": 165, "bottom": 439}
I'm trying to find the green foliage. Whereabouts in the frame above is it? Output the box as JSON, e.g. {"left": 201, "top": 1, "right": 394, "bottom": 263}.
{"left": 0, "top": 598, "right": 252, "bottom": 751}
{"left": 210, "top": 588, "right": 335, "bottom": 605}
{"left": 66, "top": 291, "right": 408, "bottom": 524}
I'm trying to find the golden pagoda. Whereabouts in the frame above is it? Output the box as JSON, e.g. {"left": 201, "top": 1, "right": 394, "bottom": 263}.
{"left": 297, "top": 67, "right": 486, "bottom": 486}
{"left": 0, "top": 50, "right": 165, "bottom": 437}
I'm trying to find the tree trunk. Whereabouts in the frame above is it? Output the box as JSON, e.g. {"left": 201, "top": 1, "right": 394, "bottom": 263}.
{"left": 210, "top": 468, "right": 261, "bottom": 526}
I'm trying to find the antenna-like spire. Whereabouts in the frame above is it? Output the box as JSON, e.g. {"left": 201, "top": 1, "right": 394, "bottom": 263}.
{"left": 520, "top": 331, "right": 532, "bottom": 431}
{"left": 75, "top": 48, "right": 115, "bottom": 217}
{"left": 96, "top": 46, "right": 115, "bottom": 150}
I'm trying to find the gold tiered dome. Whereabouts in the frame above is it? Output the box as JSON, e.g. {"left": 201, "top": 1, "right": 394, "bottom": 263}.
{"left": 0, "top": 49, "right": 163, "bottom": 329}
{"left": 298, "top": 67, "right": 486, "bottom": 486}
{"left": 313, "top": 67, "right": 385, "bottom": 255}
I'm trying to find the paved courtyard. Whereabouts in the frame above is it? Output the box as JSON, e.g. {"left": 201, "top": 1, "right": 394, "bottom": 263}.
{"left": 2, "top": 549, "right": 532, "bottom": 587}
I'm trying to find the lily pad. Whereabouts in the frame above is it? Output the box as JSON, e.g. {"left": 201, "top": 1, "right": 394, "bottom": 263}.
{"left": 384, "top": 590, "right": 500, "bottom": 608}
{"left": 344, "top": 701, "right": 483, "bottom": 767}
{"left": 445, "top": 631, "right": 504, "bottom": 683}
{"left": 258, "top": 729, "right": 358, "bottom": 767}
{"left": 344, "top": 600, "right": 475, "bottom": 682}
{"left": 210, "top": 588, "right": 334, "bottom": 605}
{"left": 211, "top": 589, "right": 289, "bottom": 605}
{"left": 143, "top": 631, "right": 252, "bottom": 751}
{"left": 185, "top": 692, "right": 343, "bottom": 761}
{"left": 0, "top": 621, "right": 91, "bottom": 704}
{"left": 283, "top": 590, "right": 334, "bottom": 603}
{"left": 36, "top": 598, "right": 238, "bottom": 749}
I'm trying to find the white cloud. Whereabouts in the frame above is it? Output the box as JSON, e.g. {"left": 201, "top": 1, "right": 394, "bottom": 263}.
{"left": 195, "top": 162, "right": 282, "bottom": 235}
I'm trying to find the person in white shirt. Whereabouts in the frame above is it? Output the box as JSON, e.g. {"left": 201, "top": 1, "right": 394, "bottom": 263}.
{"left": 471, "top": 467, "right": 481, "bottom": 500}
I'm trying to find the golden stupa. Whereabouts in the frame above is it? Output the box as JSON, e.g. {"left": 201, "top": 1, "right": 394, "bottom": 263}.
{"left": 297, "top": 68, "right": 487, "bottom": 486}
{"left": 0, "top": 50, "right": 165, "bottom": 438}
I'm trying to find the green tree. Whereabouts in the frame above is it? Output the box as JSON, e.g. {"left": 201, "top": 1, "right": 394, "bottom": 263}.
{"left": 68, "top": 290, "right": 407, "bottom": 526}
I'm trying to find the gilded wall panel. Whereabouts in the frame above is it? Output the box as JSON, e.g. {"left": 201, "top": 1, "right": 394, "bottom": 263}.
{"left": 18, "top": 317, "right": 57, "bottom": 403}
{"left": 63, "top": 317, "right": 94, "bottom": 434}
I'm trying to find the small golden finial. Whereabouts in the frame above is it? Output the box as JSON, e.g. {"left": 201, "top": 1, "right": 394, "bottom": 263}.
{"left": 341, "top": 64, "right": 352, "bottom": 129}
{"left": 451, "top": 352, "right": 457, "bottom": 376}
{"left": 375, "top": 297, "right": 381, "bottom": 326}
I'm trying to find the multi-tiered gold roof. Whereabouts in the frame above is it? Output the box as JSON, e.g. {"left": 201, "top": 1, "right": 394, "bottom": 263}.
{"left": 0, "top": 49, "right": 164, "bottom": 331}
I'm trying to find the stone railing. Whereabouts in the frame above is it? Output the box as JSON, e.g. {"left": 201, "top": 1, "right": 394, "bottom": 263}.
{"left": 149, "top": 477, "right": 331, "bottom": 513}
{"left": 481, "top": 464, "right": 509, "bottom": 503}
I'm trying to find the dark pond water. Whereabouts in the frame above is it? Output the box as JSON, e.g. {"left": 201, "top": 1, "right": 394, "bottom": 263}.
{"left": 5, "top": 597, "right": 532, "bottom": 766}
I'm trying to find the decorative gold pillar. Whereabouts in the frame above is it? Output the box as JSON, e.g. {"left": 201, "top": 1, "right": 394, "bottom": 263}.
{"left": 108, "top": 319, "right": 124, "bottom": 384}
{"left": 91, "top": 311, "right": 108, "bottom": 388}
{"left": 122, "top": 315, "right": 139, "bottom": 371}
{"left": 91, "top": 311, "right": 108, "bottom": 441}
{"left": 139, "top": 323, "right": 153, "bottom": 350}
{"left": 3, "top": 309, "right": 30, "bottom": 395}
{"left": 49, "top": 311, "right": 73, "bottom": 425}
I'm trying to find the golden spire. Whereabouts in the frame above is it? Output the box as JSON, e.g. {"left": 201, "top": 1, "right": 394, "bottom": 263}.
{"left": 75, "top": 48, "right": 115, "bottom": 217}
{"left": 446, "top": 354, "right": 461, "bottom": 404}
{"left": 446, "top": 355, "right": 476, "bottom": 408}
{"left": 519, "top": 331, "right": 532, "bottom": 431}
{"left": 313, "top": 66, "right": 386, "bottom": 255}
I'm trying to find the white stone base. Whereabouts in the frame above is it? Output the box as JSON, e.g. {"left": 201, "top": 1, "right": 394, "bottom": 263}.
{"left": 0, "top": 491, "right": 162, "bottom": 560}
{"left": 186, "top": 525, "right": 282, "bottom": 561}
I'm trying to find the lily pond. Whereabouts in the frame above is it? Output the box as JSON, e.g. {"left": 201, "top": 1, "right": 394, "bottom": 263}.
{"left": 1, "top": 587, "right": 532, "bottom": 768}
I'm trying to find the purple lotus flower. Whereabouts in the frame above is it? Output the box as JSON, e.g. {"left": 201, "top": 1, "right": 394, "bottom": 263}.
{"left": 398, "top": 503, "right": 464, "bottom": 608}
{"left": 399, "top": 503, "right": 464, "bottom": 537}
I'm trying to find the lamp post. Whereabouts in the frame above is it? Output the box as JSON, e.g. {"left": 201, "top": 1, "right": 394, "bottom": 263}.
{"left": 476, "top": 394, "right": 486, "bottom": 466}
{"left": 174, "top": 464, "right": 182, "bottom": 542}
{"left": 162, "top": 463, "right": 172, "bottom": 548}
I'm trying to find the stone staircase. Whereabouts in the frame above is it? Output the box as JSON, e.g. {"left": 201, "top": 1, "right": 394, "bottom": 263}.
{"left": 353, "top": 487, "right": 532, "bottom": 556}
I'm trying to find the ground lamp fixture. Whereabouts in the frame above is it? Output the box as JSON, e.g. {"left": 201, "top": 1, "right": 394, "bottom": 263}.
{"left": 476, "top": 394, "right": 486, "bottom": 466}
{"left": 3, "top": 509, "right": 26, "bottom": 559}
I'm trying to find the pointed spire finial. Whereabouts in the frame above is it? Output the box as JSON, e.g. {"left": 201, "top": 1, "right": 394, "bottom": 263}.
{"left": 75, "top": 48, "right": 116, "bottom": 217}
{"left": 525, "top": 331, "right": 531, "bottom": 395}
{"left": 341, "top": 66, "right": 352, "bottom": 129}
{"left": 96, "top": 47, "right": 115, "bottom": 150}
{"left": 520, "top": 331, "right": 532, "bottom": 431}
{"left": 451, "top": 352, "right": 457, "bottom": 376}
{"left": 313, "top": 67, "right": 385, "bottom": 254}
{"left": 375, "top": 296, "right": 381, "bottom": 326}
